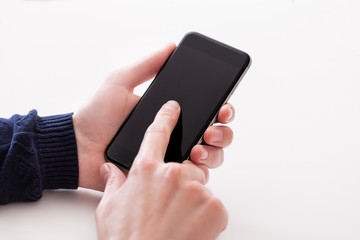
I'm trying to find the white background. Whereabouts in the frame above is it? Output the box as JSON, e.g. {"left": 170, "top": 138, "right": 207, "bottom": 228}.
{"left": 1, "top": 0, "right": 360, "bottom": 239}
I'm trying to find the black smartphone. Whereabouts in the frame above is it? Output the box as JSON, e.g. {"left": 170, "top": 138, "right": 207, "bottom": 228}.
{"left": 105, "top": 32, "right": 251, "bottom": 170}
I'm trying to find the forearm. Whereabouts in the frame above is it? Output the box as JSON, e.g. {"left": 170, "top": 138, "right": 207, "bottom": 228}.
{"left": 0, "top": 110, "right": 79, "bottom": 204}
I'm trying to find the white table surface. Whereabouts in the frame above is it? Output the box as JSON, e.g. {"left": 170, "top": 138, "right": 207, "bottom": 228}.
{"left": 1, "top": 0, "right": 360, "bottom": 239}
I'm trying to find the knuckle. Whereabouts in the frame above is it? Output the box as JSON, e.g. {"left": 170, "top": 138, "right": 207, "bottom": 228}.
{"left": 163, "top": 164, "right": 182, "bottom": 183}
{"left": 206, "top": 197, "right": 228, "bottom": 225}
{"left": 134, "top": 156, "right": 156, "bottom": 173}
{"left": 189, "top": 161, "right": 208, "bottom": 184}
{"left": 207, "top": 197, "right": 225, "bottom": 211}
{"left": 184, "top": 181, "right": 204, "bottom": 195}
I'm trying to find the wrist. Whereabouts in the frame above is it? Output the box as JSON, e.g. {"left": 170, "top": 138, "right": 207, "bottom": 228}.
{"left": 73, "top": 114, "right": 107, "bottom": 191}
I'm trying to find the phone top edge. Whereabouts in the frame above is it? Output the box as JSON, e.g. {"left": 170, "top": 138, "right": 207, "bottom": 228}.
{"left": 182, "top": 31, "right": 251, "bottom": 61}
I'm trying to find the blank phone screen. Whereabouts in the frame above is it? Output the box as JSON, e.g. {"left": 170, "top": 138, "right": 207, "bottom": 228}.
{"left": 106, "top": 33, "right": 250, "bottom": 169}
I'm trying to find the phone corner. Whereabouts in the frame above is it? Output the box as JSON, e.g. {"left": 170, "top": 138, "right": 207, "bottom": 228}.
{"left": 184, "top": 31, "right": 201, "bottom": 37}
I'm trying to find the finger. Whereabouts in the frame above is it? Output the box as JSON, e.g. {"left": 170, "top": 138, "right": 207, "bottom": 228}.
{"left": 216, "top": 103, "right": 235, "bottom": 124}
{"left": 101, "top": 163, "right": 127, "bottom": 197}
{"left": 182, "top": 160, "right": 210, "bottom": 184}
{"left": 165, "top": 160, "right": 209, "bottom": 184}
{"left": 121, "top": 43, "right": 176, "bottom": 89}
{"left": 190, "top": 145, "right": 224, "bottom": 169}
{"left": 135, "top": 100, "right": 181, "bottom": 166}
{"left": 203, "top": 125, "right": 233, "bottom": 148}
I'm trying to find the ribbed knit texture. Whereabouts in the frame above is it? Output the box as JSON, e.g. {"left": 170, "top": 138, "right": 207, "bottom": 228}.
{"left": 37, "top": 113, "right": 78, "bottom": 190}
{"left": 0, "top": 110, "right": 78, "bottom": 204}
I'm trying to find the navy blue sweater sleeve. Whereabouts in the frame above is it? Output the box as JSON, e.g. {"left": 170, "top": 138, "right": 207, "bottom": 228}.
{"left": 0, "top": 110, "right": 78, "bottom": 204}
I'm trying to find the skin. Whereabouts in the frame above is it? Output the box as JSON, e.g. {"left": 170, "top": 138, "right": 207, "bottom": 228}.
{"left": 73, "top": 43, "right": 235, "bottom": 191}
{"left": 96, "top": 101, "right": 228, "bottom": 240}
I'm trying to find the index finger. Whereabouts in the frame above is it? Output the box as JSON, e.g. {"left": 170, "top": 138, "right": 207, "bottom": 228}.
{"left": 134, "top": 100, "right": 181, "bottom": 166}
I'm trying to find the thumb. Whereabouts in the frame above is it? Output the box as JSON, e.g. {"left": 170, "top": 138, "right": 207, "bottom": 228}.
{"left": 121, "top": 42, "right": 176, "bottom": 89}
{"left": 100, "top": 163, "right": 127, "bottom": 194}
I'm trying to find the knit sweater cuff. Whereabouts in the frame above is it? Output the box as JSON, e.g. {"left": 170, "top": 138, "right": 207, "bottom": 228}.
{"left": 37, "top": 113, "right": 79, "bottom": 190}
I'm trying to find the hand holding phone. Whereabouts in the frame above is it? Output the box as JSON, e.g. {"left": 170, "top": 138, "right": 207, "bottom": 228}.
{"left": 97, "top": 100, "right": 228, "bottom": 240}
{"left": 106, "top": 32, "right": 251, "bottom": 170}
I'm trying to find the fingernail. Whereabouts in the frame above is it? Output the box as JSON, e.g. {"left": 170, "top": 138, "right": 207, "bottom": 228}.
{"left": 164, "top": 100, "right": 179, "bottom": 111}
{"left": 103, "top": 164, "right": 112, "bottom": 182}
{"left": 212, "top": 128, "right": 223, "bottom": 142}
{"left": 200, "top": 149, "right": 209, "bottom": 160}
{"left": 227, "top": 108, "right": 234, "bottom": 122}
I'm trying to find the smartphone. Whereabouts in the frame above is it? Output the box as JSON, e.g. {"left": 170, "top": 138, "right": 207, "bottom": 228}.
{"left": 105, "top": 32, "right": 251, "bottom": 170}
